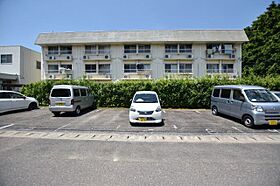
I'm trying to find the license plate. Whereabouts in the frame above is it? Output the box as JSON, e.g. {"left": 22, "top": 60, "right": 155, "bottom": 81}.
{"left": 55, "top": 102, "right": 65, "bottom": 106}
{"left": 138, "top": 117, "right": 147, "bottom": 121}
{"left": 268, "top": 120, "right": 278, "bottom": 125}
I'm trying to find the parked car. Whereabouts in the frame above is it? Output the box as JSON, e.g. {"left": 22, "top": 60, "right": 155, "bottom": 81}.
{"left": 0, "top": 90, "right": 38, "bottom": 114}
{"left": 49, "top": 85, "right": 95, "bottom": 116}
{"left": 211, "top": 85, "right": 280, "bottom": 127}
{"left": 271, "top": 91, "right": 280, "bottom": 101}
{"left": 129, "top": 91, "right": 163, "bottom": 125}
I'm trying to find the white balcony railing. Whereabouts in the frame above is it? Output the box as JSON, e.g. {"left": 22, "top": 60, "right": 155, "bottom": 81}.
{"left": 123, "top": 70, "right": 152, "bottom": 79}
{"left": 206, "top": 49, "right": 236, "bottom": 59}
{"left": 85, "top": 73, "right": 112, "bottom": 80}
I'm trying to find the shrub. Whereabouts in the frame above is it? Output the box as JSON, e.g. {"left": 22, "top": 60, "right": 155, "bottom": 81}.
{"left": 21, "top": 75, "right": 280, "bottom": 108}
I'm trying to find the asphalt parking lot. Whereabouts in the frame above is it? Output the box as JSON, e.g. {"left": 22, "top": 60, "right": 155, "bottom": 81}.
{"left": 0, "top": 107, "right": 279, "bottom": 134}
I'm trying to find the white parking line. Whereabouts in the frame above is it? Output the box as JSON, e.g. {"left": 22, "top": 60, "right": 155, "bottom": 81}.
{"left": 232, "top": 127, "right": 244, "bottom": 133}
{"left": 53, "top": 123, "right": 73, "bottom": 132}
{"left": 116, "top": 125, "right": 120, "bottom": 130}
{"left": 205, "top": 128, "right": 216, "bottom": 134}
{"left": 173, "top": 125, "right": 178, "bottom": 129}
{"left": 195, "top": 111, "right": 201, "bottom": 114}
{"left": 0, "top": 124, "right": 14, "bottom": 130}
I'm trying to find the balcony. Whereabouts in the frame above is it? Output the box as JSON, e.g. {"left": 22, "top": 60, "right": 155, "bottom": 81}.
{"left": 45, "top": 70, "right": 73, "bottom": 80}
{"left": 83, "top": 50, "right": 111, "bottom": 61}
{"left": 123, "top": 70, "right": 152, "bottom": 80}
{"left": 164, "top": 49, "right": 193, "bottom": 61}
{"left": 206, "top": 49, "right": 236, "bottom": 60}
{"left": 85, "top": 73, "right": 112, "bottom": 80}
{"left": 206, "top": 69, "right": 238, "bottom": 78}
{"left": 164, "top": 73, "right": 193, "bottom": 79}
{"left": 45, "top": 50, "right": 73, "bottom": 62}
{"left": 123, "top": 49, "right": 152, "bottom": 61}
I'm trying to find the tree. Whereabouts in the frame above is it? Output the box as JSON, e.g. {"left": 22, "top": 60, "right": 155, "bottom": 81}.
{"left": 242, "top": 1, "right": 280, "bottom": 76}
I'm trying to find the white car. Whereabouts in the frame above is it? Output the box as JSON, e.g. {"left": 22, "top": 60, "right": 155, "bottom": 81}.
{"left": 129, "top": 91, "right": 163, "bottom": 125}
{"left": 0, "top": 90, "right": 39, "bottom": 114}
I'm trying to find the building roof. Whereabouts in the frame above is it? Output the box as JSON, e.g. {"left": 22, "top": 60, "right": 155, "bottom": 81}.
{"left": 35, "top": 30, "right": 249, "bottom": 45}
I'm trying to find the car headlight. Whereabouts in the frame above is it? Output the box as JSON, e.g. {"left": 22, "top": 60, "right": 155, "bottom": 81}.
{"left": 251, "top": 105, "right": 264, "bottom": 112}
{"left": 155, "top": 106, "right": 161, "bottom": 112}
{"left": 130, "top": 107, "right": 136, "bottom": 112}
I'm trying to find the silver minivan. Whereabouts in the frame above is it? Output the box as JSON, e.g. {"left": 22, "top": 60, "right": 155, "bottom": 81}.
{"left": 49, "top": 85, "right": 95, "bottom": 116}
{"left": 211, "top": 85, "right": 280, "bottom": 127}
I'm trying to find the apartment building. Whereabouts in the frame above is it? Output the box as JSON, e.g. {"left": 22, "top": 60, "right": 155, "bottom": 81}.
{"left": 35, "top": 30, "right": 248, "bottom": 81}
{"left": 0, "top": 46, "right": 41, "bottom": 90}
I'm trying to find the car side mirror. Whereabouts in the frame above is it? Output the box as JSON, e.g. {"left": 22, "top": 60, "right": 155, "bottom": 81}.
{"left": 129, "top": 99, "right": 132, "bottom": 102}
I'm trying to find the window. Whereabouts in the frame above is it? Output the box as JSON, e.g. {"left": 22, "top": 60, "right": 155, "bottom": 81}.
{"left": 80, "top": 89, "right": 87, "bottom": 96}
{"left": 36, "top": 61, "right": 41, "bottom": 69}
{"left": 221, "top": 64, "right": 234, "bottom": 73}
{"left": 207, "top": 44, "right": 233, "bottom": 54}
{"left": 48, "top": 46, "right": 59, "bottom": 55}
{"left": 51, "top": 89, "right": 71, "bottom": 97}
{"left": 124, "top": 64, "right": 136, "bottom": 73}
{"left": 213, "top": 89, "right": 220, "bottom": 97}
{"left": 207, "top": 64, "right": 219, "bottom": 73}
{"left": 138, "top": 45, "right": 151, "bottom": 53}
{"left": 165, "top": 64, "right": 178, "bottom": 73}
{"left": 60, "top": 64, "right": 72, "bottom": 70}
{"left": 60, "top": 46, "right": 72, "bottom": 54}
{"left": 85, "top": 64, "right": 97, "bottom": 73}
{"left": 0, "top": 92, "right": 11, "bottom": 99}
{"left": 165, "top": 44, "right": 177, "bottom": 53}
{"left": 233, "top": 89, "right": 244, "bottom": 101}
{"left": 221, "top": 89, "right": 231, "bottom": 99}
{"left": 98, "top": 64, "right": 110, "bottom": 74}
{"left": 124, "top": 45, "right": 137, "bottom": 53}
{"left": 179, "top": 64, "right": 192, "bottom": 73}
{"left": 73, "top": 89, "right": 80, "bottom": 97}
{"left": 85, "top": 45, "right": 97, "bottom": 54}
{"left": 48, "top": 65, "right": 59, "bottom": 73}
{"left": 1, "top": 54, "right": 12, "bottom": 64}
{"left": 124, "top": 63, "right": 150, "bottom": 73}
{"left": 9, "top": 93, "right": 25, "bottom": 99}
{"left": 179, "top": 44, "right": 192, "bottom": 53}
{"left": 98, "top": 45, "right": 110, "bottom": 54}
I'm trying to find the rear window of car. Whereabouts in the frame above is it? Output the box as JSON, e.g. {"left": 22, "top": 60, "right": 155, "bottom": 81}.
{"left": 212, "top": 89, "right": 220, "bottom": 97}
{"left": 220, "top": 89, "right": 231, "bottom": 99}
{"left": 51, "top": 89, "right": 71, "bottom": 97}
{"left": 133, "top": 93, "right": 158, "bottom": 103}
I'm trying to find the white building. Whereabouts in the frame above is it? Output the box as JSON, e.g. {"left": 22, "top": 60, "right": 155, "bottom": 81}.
{"left": 0, "top": 46, "right": 41, "bottom": 90}
{"left": 35, "top": 30, "right": 248, "bottom": 81}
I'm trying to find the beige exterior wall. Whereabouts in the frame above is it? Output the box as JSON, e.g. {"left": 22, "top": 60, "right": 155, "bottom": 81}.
{"left": 41, "top": 42, "right": 242, "bottom": 81}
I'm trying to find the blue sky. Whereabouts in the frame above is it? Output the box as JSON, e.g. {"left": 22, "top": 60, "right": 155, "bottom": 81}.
{"left": 0, "top": 0, "right": 276, "bottom": 51}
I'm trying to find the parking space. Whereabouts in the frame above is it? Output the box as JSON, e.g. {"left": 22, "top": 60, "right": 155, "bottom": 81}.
{"left": 0, "top": 107, "right": 279, "bottom": 134}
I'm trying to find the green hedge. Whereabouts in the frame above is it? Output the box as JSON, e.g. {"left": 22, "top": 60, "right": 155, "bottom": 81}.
{"left": 21, "top": 76, "right": 280, "bottom": 108}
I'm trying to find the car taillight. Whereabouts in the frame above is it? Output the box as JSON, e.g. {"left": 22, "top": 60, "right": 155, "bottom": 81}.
{"left": 71, "top": 99, "right": 74, "bottom": 105}
{"left": 49, "top": 99, "right": 51, "bottom": 105}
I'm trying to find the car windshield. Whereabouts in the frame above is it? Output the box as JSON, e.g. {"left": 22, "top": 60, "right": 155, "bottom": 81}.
{"left": 51, "top": 89, "right": 71, "bottom": 97}
{"left": 133, "top": 93, "right": 158, "bottom": 103}
{"left": 244, "top": 89, "right": 278, "bottom": 102}
{"left": 274, "top": 93, "right": 280, "bottom": 98}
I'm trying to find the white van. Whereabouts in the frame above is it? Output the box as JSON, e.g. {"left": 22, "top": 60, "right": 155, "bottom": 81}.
{"left": 49, "top": 85, "right": 95, "bottom": 116}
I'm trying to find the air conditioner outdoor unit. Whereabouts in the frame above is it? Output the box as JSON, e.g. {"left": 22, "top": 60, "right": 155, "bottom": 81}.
{"left": 49, "top": 56, "right": 56, "bottom": 60}
{"left": 165, "top": 54, "right": 171, "bottom": 59}
{"left": 66, "top": 56, "right": 72, "bottom": 60}
{"left": 145, "top": 54, "right": 151, "bottom": 59}
{"left": 230, "top": 54, "right": 236, "bottom": 59}
{"left": 105, "top": 55, "right": 110, "bottom": 59}
{"left": 123, "top": 54, "right": 128, "bottom": 59}
{"left": 187, "top": 54, "right": 193, "bottom": 58}
{"left": 124, "top": 75, "right": 128, "bottom": 78}
{"left": 207, "top": 54, "right": 213, "bottom": 58}
{"left": 49, "top": 74, "right": 55, "bottom": 79}
{"left": 105, "top": 74, "right": 110, "bottom": 78}
{"left": 83, "top": 55, "right": 87, "bottom": 59}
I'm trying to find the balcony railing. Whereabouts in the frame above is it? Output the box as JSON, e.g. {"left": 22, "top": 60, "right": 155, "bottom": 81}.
{"left": 85, "top": 73, "right": 112, "bottom": 80}
{"left": 84, "top": 49, "right": 110, "bottom": 54}
{"left": 45, "top": 71, "right": 73, "bottom": 80}
{"left": 165, "top": 48, "right": 192, "bottom": 53}
{"left": 123, "top": 69, "right": 152, "bottom": 79}
{"left": 206, "top": 69, "right": 235, "bottom": 74}
{"left": 47, "top": 50, "right": 72, "bottom": 55}
{"left": 124, "top": 49, "right": 151, "bottom": 53}
{"left": 206, "top": 49, "right": 236, "bottom": 59}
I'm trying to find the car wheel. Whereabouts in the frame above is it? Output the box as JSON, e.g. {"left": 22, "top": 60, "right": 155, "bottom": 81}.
{"left": 212, "top": 106, "right": 218, "bottom": 115}
{"left": 91, "top": 101, "right": 96, "bottom": 110}
{"left": 74, "top": 106, "right": 81, "bottom": 116}
{"left": 52, "top": 112, "right": 60, "bottom": 117}
{"left": 28, "top": 102, "right": 37, "bottom": 110}
{"left": 243, "top": 115, "right": 255, "bottom": 128}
